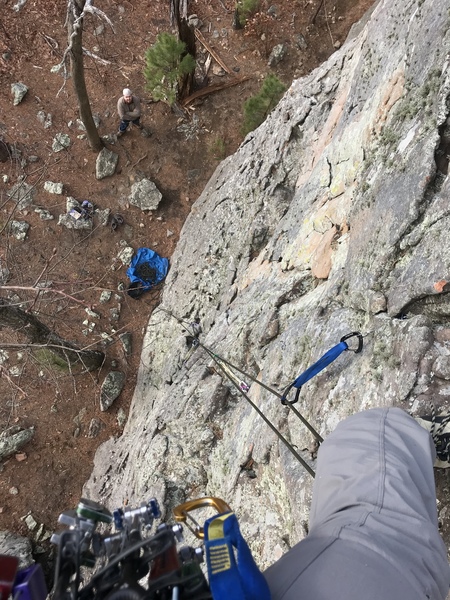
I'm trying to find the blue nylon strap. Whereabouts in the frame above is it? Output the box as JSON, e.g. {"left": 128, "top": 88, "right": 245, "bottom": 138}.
{"left": 292, "top": 340, "right": 348, "bottom": 389}
{"left": 204, "top": 512, "right": 271, "bottom": 600}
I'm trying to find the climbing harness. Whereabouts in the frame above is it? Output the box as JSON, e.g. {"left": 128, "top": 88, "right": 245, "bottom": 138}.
{"left": 159, "top": 308, "right": 366, "bottom": 479}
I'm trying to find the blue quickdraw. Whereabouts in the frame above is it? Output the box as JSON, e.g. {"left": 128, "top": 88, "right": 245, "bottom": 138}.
{"left": 281, "top": 332, "right": 363, "bottom": 405}
{"left": 204, "top": 511, "right": 271, "bottom": 600}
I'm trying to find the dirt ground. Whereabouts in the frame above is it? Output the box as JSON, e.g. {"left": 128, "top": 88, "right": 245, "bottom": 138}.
{"left": 0, "top": 0, "right": 375, "bottom": 554}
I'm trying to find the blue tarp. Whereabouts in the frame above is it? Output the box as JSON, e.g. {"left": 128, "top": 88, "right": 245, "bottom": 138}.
{"left": 126, "top": 247, "right": 169, "bottom": 292}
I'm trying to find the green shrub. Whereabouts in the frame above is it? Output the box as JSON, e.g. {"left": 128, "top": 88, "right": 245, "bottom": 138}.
{"left": 242, "top": 74, "right": 286, "bottom": 135}
{"left": 236, "top": 0, "right": 260, "bottom": 26}
{"left": 144, "top": 33, "right": 196, "bottom": 105}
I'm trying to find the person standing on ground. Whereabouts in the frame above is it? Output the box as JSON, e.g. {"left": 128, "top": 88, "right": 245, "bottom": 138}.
{"left": 117, "top": 88, "right": 143, "bottom": 137}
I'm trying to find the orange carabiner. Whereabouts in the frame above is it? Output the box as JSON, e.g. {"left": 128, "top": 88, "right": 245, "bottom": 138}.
{"left": 173, "top": 497, "right": 232, "bottom": 539}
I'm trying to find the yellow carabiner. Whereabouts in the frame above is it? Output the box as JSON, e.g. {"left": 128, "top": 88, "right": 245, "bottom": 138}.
{"left": 173, "top": 497, "right": 232, "bottom": 539}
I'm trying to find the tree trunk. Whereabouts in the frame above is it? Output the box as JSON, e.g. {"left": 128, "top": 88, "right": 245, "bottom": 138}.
{"left": 0, "top": 299, "right": 104, "bottom": 371}
{"left": 68, "top": 0, "right": 104, "bottom": 152}
{"left": 171, "top": 0, "right": 196, "bottom": 100}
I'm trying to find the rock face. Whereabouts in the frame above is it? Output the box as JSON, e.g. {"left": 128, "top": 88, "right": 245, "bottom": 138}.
{"left": 0, "top": 531, "right": 33, "bottom": 568}
{"left": 85, "top": 0, "right": 450, "bottom": 568}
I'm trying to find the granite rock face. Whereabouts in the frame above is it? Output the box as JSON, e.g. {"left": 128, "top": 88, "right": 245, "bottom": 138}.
{"left": 85, "top": 0, "right": 450, "bottom": 568}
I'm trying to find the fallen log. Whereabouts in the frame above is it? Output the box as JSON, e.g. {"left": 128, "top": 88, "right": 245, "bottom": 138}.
{"left": 194, "top": 28, "right": 234, "bottom": 75}
{"left": 181, "top": 76, "right": 251, "bottom": 106}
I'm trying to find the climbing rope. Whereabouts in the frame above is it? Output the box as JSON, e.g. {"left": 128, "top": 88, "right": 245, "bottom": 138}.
{"left": 159, "top": 308, "right": 367, "bottom": 478}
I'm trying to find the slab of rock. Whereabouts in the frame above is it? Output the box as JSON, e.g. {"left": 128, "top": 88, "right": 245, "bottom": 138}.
{"left": 100, "top": 371, "right": 125, "bottom": 411}
{"left": 96, "top": 148, "right": 118, "bottom": 180}
{"left": 129, "top": 178, "right": 162, "bottom": 211}
{"left": 11, "top": 82, "right": 28, "bottom": 105}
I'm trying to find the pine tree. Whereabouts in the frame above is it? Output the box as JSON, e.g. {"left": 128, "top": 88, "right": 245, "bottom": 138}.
{"left": 242, "top": 74, "right": 287, "bottom": 135}
{"left": 144, "top": 33, "right": 196, "bottom": 105}
{"left": 236, "top": 0, "right": 260, "bottom": 26}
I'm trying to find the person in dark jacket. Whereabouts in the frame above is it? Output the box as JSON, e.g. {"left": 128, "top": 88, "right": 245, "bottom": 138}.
{"left": 117, "top": 88, "right": 142, "bottom": 136}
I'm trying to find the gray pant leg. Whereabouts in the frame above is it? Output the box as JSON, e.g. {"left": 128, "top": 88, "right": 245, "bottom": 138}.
{"left": 265, "top": 407, "right": 450, "bottom": 600}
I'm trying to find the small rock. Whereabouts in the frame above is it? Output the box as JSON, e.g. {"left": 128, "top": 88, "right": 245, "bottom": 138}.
{"left": 87, "top": 418, "right": 104, "bottom": 438}
{"left": 110, "top": 307, "right": 120, "bottom": 321}
{"left": 188, "top": 14, "right": 202, "bottom": 28}
{"left": 294, "top": 33, "right": 308, "bottom": 50}
{"left": 0, "top": 269, "right": 10, "bottom": 285}
{"left": 7, "top": 180, "right": 35, "bottom": 210}
{"left": 433, "top": 356, "right": 450, "bottom": 380}
{"left": 34, "top": 208, "right": 54, "bottom": 221}
{"left": 24, "top": 514, "right": 38, "bottom": 531}
{"left": 119, "top": 332, "right": 132, "bottom": 356}
{"left": 96, "top": 208, "right": 111, "bottom": 227}
{"left": 10, "top": 221, "right": 30, "bottom": 241}
{"left": 44, "top": 181, "right": 63, "bottom": 194}
{"left": 100, "top": 371, "right": 126, "bottom": 411}
{"left": 11, "top": 82, "right": 28, "bottom": 106}
{"left": 9, "top": 366, "right": 22, "bottom": 377}
{"left": 77, "top": 115, "right": 100, "bottom": 130}
{"left": 37, "top": 111, "right": 52, "bottom": 129}
{"left": 9, "top": 487, "right": 19, "bottom": 495}
{"left": 13, "top": 0, "right": 28, "bottom": 12}
{"left": 334, "top": 40, "right": 342, "bottom": 49}
{"left": 129, "top": 178, "right": 163, "bottom": 211}
{"left": 100, "top": 290, "right": 112, "bottom": 303}
{"left": 167, "top": 229, "right": 174, "bottom": 237}
{"left": 52, "top": 133, "right": 71, "bottom": 153}
{"left": 117, "top": 246, "right": 134, "bottom": 266}
{"left": 100, "top": 332, "right": 114, "bottom": 345}
{"left": 117, "top": 407, "right": 127, "bottom": 428}
{"left": 268, "top": 43, "right": 287, "bottom": 67}
{"left": 96, "top": 148, "right": 119, "bottom": 180}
